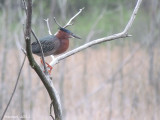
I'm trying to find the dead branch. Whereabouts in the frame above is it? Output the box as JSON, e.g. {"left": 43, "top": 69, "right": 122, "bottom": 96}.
{"left": 50, "top": 0, "right": 142, "bottom": 67}
{"left": 22, "top": 0, "right": 48, "bottom": 75}
{"left": 44, "top": 18, "right": 52, "bottom": 35}
{"left": 53, "top": 17, "right": 63, "bottom": 28}
{"left": 45, "top": 7, "right": 84, "bottom": 36}
{"left": 31, "top": 29, "right": 49, "bottom": 75}
{"left": 24, "top": 0, "right": 62, "bottom": 120}
{"left": 63, "top": 7, "right": 84, "bottom": 28}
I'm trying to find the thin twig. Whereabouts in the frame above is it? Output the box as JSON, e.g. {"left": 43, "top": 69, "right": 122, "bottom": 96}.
{"left": 21, "top": 48, "right": 27, "bottom": 55}
{"left": 123, "top": 0, "right": 142, "bottom": 33}
{"left": 51, "top": 7, "right": 84, "bottom": 37}
{"left": 44, "top": 18, "right": 52, "bottom": 35}
{"left": 0, "top": 55, "right": 26, "bottom": 120}
{"left": 50, "top": 0, "right": 142, "bottom": 67}
{"left": 53, "top": 17, "right": 63, "bottom": 28}
{"left": 31, "top": 30, "right": 48, "bottom": 74}
{"left": 22, "top": 0, "right": 48, "bottom": 75}
{"left": 63, "top": 7, "right": 85, "bottom": 28}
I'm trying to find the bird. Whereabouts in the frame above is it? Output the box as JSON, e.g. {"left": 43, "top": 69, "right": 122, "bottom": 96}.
{"left": 31, "top": 27, "right": 81, "bottom": 74}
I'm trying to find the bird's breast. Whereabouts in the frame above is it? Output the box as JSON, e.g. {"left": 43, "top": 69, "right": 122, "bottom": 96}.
{"left": 54, "top": 39, "right": 69, "bottom": 55}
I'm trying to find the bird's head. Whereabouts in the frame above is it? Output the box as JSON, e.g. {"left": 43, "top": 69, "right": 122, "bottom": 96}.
{"left": 56, "top": 27, "right": 81, "bottom": 40}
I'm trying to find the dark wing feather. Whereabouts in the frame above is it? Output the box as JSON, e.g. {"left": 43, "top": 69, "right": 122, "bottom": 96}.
{"left": 31, "top": 35, "right": 60, "bottom": 56}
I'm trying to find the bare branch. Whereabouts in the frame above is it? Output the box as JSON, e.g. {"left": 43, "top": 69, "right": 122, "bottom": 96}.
{"left": 63, "top": 7, "right": 84, "bottom": 28}
{"left": 50, "top": 33, "right": 131, "bottom": 66}
{"left": 44, "top": 18, "right": 52, "bottom": 35}
{"left": 21, "top": 48, "right": 27, "bottom": 55}
{"left": 31, "top": 30, "right": 48, "bottom": 75}
{"left": 1, "top": 55, "right": 26, "bottom": 120}
{"left": 123, "top": 0, "right": 142, "bottom": 33}
{"left": 22, "top": 0, "right": 48, "bottom": 75}
{"left": 24, "top": 0, "right": 63, "bottom": 119}
{"left": 53, "top": 17, "right": 63, "bottom": 28}
{"left": 50, "top": 0, "right": 142, "bottom": 67}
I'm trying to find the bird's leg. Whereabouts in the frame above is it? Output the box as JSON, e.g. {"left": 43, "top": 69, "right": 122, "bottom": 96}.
{"left": 45, "top": 62, "right": 53, "bottom": 74}
{"left": 40, "top": 58, "right": 53, "bottom": 74}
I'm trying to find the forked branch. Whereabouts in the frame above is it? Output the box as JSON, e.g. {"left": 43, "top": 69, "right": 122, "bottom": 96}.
{"left": 50, "top": 0, "right": 142, "bottom": 67}
{"left": 63, "top": 7, "right": 84, "bottom": 28}
{"left": 52, "top": 7, "right": 84, "bottom": 30}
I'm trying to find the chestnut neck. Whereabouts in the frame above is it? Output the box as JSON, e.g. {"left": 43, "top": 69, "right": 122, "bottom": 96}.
{"left": 55, "top": 30, "right": 70, "bottom": 40}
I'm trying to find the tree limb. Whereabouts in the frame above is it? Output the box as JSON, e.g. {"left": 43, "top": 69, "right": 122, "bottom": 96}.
{"left": 63, "top": 7, "right": 84, "bottom": 28}
{"left": 53, "top": 17, "right": 63, "bottom": 28}
{"left": 44, "top": 18, "right": 52, "bottom": 35}
{"left": 22, "top": 0, "right": 48, "bottom": 75}
{"left": 24, "top": 0, "right": 62, "bottom": 120}
{"left": 52, "top": 7, "right": 84, "bottom": 30}
{"left": 50, "top": 0, "right": 142, "bottom": 67}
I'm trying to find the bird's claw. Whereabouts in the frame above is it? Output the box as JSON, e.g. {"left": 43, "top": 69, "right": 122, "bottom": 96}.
{"left": 40, "top": 58, "right": 53, "bottom": 74}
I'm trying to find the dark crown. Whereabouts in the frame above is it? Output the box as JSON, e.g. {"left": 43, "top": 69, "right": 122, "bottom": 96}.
{"left": 59, "top": 27, "right": 72, "bottom": 34}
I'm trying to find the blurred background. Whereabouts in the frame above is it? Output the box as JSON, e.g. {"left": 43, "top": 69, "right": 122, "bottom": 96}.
{"left": 0, "top": 0, "right": 160, "bottom": 120}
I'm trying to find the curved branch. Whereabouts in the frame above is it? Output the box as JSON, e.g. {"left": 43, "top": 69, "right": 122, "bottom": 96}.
{"left": 53, "top": 17, "right": 63, "bottom": 28}
{"left": 50, "top": 33, "right": 131, "bottom": 66}
{"left": 24, "top": 0, "right": 62, "bottom": 120}
{"left": 123, "top": 0, "right": 142, "bottom": 33}
{"left": 22, "top": 0, "right": 48, "bottom": 75}
{"left": 50, "top": 0, "right": 142, "bottom": 67}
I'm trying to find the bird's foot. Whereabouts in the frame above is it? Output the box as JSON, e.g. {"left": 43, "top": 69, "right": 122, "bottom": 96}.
{"left": 45, "top": 62, "right": 53, "bottom": 74}
{"left": 40, "top": 58, "right": 53, "bottom": 74}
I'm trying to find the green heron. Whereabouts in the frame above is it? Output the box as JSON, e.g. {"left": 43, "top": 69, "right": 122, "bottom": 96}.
{"left": 31, "top": 27, "right": 81, "bottom": 73}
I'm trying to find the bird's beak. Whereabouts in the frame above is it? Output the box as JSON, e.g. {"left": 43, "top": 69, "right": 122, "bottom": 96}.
{"left": 70, "top": 33, "right": 81, "bottom": 39}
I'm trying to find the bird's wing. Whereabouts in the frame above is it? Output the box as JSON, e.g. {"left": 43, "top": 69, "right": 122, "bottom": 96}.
{"left": 31, "top": 35, "right": 60, "bottom": 55}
